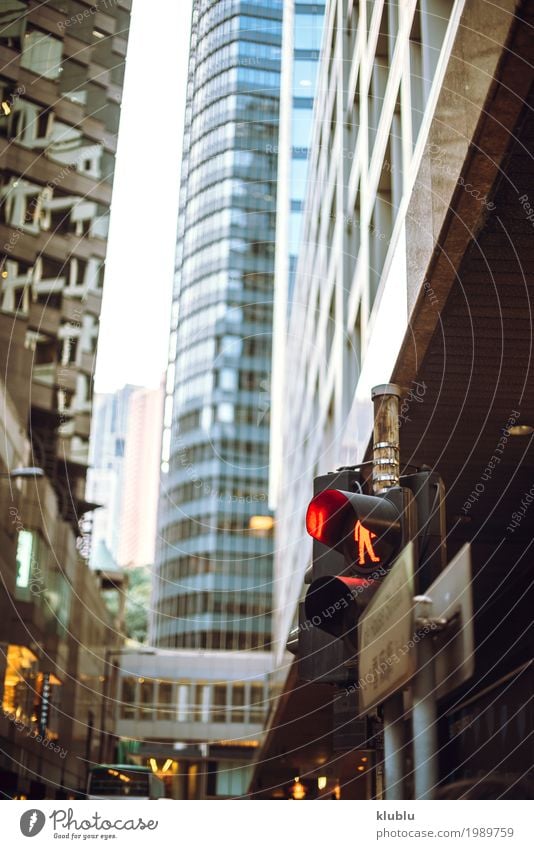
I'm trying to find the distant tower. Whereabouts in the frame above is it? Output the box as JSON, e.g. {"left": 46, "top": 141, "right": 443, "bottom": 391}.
{"left": 118, "top": 383, "right": 164, "bottom": 568}
{"left": 152, "top": 1, "right": 283, "bottom": 650}
{"left": 87, "top": 385, "right": 137, "bottom": 570}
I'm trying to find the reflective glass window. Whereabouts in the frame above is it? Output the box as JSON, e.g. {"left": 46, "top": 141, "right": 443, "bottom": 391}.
{"left": 294, "top": 13, "right": 323, "bottom": 51}
{"left": 292, "top": 107, "right": 314, "bottom": 149}
{"left": 293, "top": 59, "right": 318, "bottom": 96}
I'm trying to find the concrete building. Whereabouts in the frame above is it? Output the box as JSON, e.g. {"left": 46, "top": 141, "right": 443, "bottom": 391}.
{"left": 253, "top": 0, "right": 534, "bottom": 798}
{"left": 0, "top": 0, "right": 131, "bottom": 797}
{"left": 0, "top": 365, "right": 126, "bottom": 799}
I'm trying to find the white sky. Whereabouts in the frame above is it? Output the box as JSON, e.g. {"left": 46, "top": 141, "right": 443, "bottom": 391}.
{"left": 94, "top": 0, "right": 193, "bottom": 392}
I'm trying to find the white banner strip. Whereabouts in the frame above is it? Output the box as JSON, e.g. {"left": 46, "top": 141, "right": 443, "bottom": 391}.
{"left": 2, "top": 800, "right": 532, "bottom": 848}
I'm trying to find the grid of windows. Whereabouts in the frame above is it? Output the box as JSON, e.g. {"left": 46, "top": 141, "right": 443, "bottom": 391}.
{"left": 167, "top": 477, "right": 270, "bottom": 510}
{"left": 289, "top": 4, "right": 325, "bottom": 286}
{"left": 162, "top": 632, "right": 271, "bottom": 650}
{"left": 119, "top": 677, "right": 270, "bottom": 723}
{"left": 157, "top": 591, "right": 271, "bottom": 619}
{"left": 0, "top": 13, "right": 125, "bottom": 500}
{"left": 159, "top": 552, "right": 272, "bottom": 582}
{"left": 169, "top": 438, "right": 268, "bottom": 469}
{"left": 191, "top": 92, "right": 279, "bottom": 143}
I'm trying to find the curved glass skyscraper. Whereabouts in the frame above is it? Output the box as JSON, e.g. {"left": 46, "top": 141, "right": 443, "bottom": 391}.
{"left": 152, "top": 0, "right": 282, "bottom": 652}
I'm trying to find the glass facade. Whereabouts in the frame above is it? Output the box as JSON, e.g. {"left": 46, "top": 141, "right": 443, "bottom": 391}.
{"left": 268, "top": 3, "right": 325, "bottom": 512}
{"left": 153, "top": 0, "right": 282, "bottom": 652}
{"left": 288, "top": 2, "right": 325, "bottom": 294}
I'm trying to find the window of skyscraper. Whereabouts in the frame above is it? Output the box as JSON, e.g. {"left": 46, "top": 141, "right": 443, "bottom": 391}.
{"left": 293, "top": 59, "right": 318, "bottom": 96}
{"left": 291, "top": 158, "right": 309, "bottom": 202}
{"left": 292, "top": 107, "right": 314, "bottom": 149}
{"left": 294, "top": 13, "right": 324, "bottom": 51}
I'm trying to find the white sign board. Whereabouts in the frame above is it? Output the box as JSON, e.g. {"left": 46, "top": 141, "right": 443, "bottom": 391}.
{"left": 358, "top": 542, "right": 416, "bottom": 713}
{"left": 428, "top": 543, "right": 474, "bottom": 699}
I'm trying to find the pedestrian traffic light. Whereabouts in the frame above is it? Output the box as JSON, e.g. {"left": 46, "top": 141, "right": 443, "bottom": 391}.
{"left": 305, "top": 488, "right": 405, "bottom": 576}
{"left": 305, "top": 478, "right": 414, "bottom": 642}
{"left": 287, "top": 602, "right": 359, "bottom": 686}
{"left": 289, "top": 469, "right": 416, "bottom": 685}
{"left": 288, "top": 466, "right": 446, "bottom": 685}
{"left": 288, "top": 383, "right": 447, "bottom": 690}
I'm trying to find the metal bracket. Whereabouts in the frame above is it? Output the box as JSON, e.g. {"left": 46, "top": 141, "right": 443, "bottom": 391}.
{"left": 414, "top": 594, "right": 444, "bottom": 636}
{"left": 413, "top": 593, "right": 458, "bottom": 636}
{"left": 414, "top": 615, "right": 449, "bottom": 635}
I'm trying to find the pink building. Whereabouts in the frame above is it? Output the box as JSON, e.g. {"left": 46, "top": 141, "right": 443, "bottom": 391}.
{"left": 117, "top": 383, "right": 164, "bottom": 568}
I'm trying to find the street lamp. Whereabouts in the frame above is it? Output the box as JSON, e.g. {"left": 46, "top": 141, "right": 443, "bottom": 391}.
{"left": 0, "top": 467, "right": 45, "bottom": 479}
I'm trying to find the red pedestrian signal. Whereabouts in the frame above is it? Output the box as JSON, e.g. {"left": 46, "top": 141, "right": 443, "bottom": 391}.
{"left": 305, "top": 488, "right": 403, "bottom": 575}
{"left": 354, "top": 521, "right": 380, "bottom": 566}
{"left": 292, "top": 469, "right": 443, "bottom": 687}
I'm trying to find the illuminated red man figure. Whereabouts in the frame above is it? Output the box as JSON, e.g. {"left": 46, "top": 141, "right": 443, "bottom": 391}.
{"left": 354, "top": 521, "right": 380, "bottom": 566}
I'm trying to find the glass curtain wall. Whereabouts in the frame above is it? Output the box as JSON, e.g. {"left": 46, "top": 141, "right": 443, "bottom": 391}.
{"left": 153, "top": 0, "right": 282, "bottom": 652}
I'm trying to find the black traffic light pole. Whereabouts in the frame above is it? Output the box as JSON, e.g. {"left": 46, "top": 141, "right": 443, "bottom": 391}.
{"left": 371, "top": 384, "right": 407, "bottom": 801}
{"left": 295, "top": 384, "right": 414, "bottom": 796}
{"left": 295, "top": 383, "right": 446, "bottom": 798}
{"left": 372, "top": 385, "right": 445, "bottom": 800}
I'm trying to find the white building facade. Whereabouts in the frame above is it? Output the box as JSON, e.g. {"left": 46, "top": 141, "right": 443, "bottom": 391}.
{"left": 271, "top": 0, "right": 507, "bottom": 658}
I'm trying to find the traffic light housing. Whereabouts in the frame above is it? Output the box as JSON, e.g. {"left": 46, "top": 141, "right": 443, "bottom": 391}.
{"left": 290, "top": 469, "right": 417, "bottom": 685}
{"left": 288, "top": 467, "right": 446, "bottom": 685}
{"left": 306, "top": 488, "right": 406, "bottom": 576}
{"left": 287, "top": 602, "right": 359, "bottom": 687}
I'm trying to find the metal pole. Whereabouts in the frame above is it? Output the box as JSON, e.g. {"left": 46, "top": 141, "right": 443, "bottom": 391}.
{"left": 374, "top": 751, "right": 384, "bottom": 800}
{"left": 98, "top": 648, "right": 116, "bottom": 764}
{"left": 85, "top": 711, "right": 94, "bottom": 788}
{"left": 412, "top": 634, "right": 439, "bottom": 799}
{"left": 371, "top": 384, "right": 405, "bottom": 799}
{"left": 98, "top": 650, "right": 108, "bottom": 764}
{"left": 371, "top": 384, "right": 401, "bottom": 494}
{"left": 382, "top": 694, "right": 406, "bottom": 799}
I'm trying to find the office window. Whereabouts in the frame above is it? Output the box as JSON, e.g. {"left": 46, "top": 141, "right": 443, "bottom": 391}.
{"left": 219, "top": 335, "right": 243, "bottom": 358}
{"left": 217, "top": 402, "right": 234, "bottom": 423}
{"left": 211, "top": 684, "right": 227, "bottom": 721}
{"left": 157, "top": 682, "right": 173, "bottom": 720}
{"left": 192, "top": 684, "right": 204, "bottom": 721}
{"left": 292, "top": 107, "right": 314, "bottom": 149}
{"left": 249, "top": 683, "right": 266, "bottom": 722}
{"left": 294, "top": 14, "right": 323, "bottom": 51}
{"left": 15, "top": 530, "right": 34, "bottom": 594}
{"left": 291, "top": 158, "right": 308, "bottom": 202}
{"left": 215, "top": 763, "right": 253, "bottom": 797}
{"left": 14, "top": 529, "right": 50, "bottom": 607}
{"left": 293, "top": 59, "right": 318, "bottom": 97}
{"left": 120, "top": 678, "right": 136, "bottom": 720}
{"left": 218, "top": 368, "right": 238, "bottom": 391}
{"left": 45, "top": 568, "right": 71, "bottom": 636}
{"left": 231, "top": 684, "right": 245, "bottom": 722}
{"left": 139, "top": 681, "right": 154, "bottom": 720}
{"left": 21, "top": 29, "right": 62, "bottom": 80}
